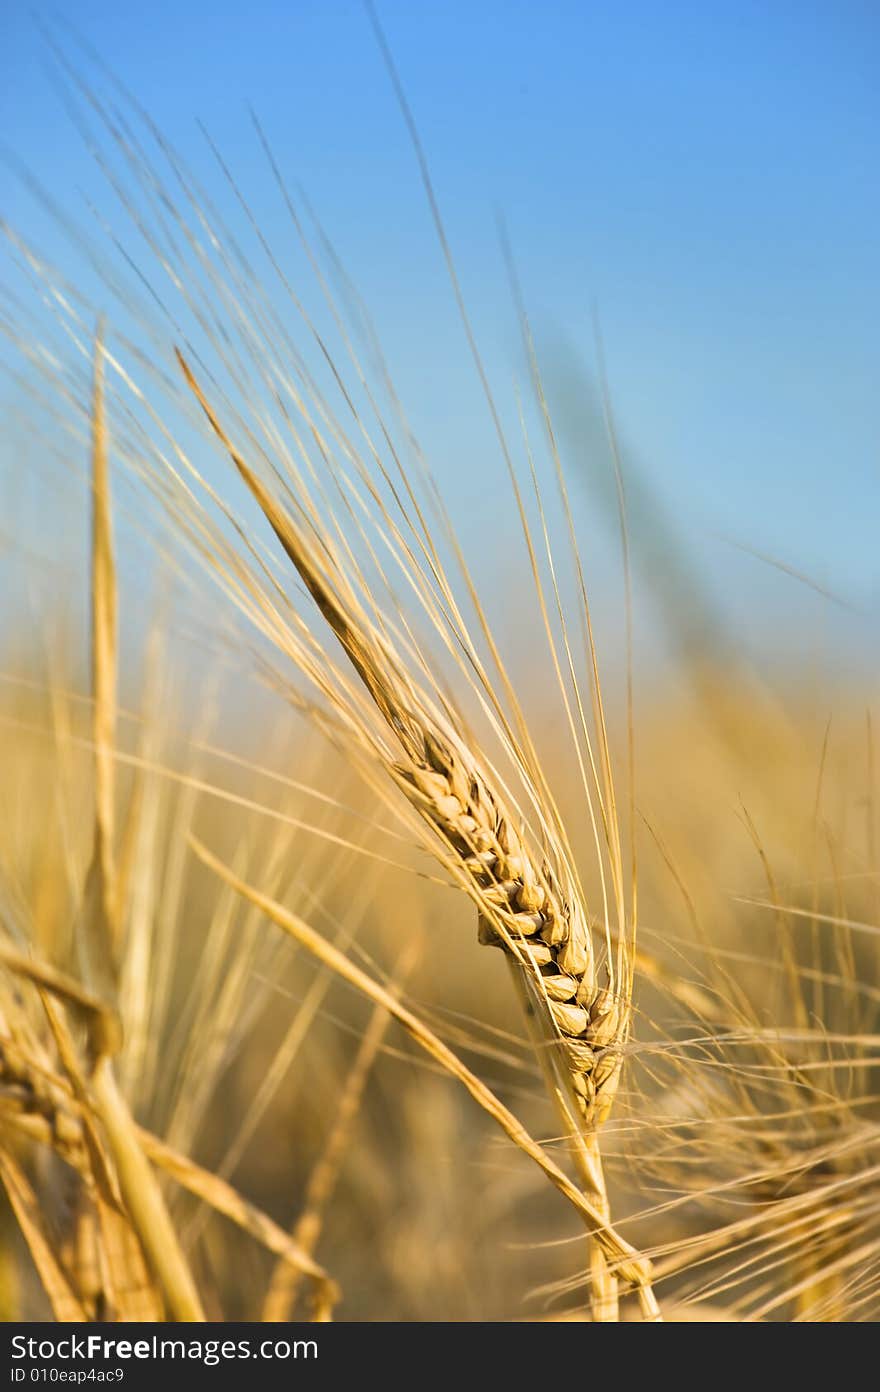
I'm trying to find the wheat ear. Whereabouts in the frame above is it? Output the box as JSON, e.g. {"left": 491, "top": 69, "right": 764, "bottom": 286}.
{"left": 177, "top": 349, "right": 629, "bottom": 1130}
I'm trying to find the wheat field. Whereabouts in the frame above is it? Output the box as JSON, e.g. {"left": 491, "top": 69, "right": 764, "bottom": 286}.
{"left": 1, "top": 22, "right": 878, "bottom": 1325}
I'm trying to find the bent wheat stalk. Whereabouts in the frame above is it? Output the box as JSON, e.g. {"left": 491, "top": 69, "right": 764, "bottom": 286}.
{"left": 179, "top": 353, "right": 654, "bottom": 1318}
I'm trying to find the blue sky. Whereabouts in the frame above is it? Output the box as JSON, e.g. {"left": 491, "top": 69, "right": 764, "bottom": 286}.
{"left": 2, "top": 1, "right": 878, "bottom": 666}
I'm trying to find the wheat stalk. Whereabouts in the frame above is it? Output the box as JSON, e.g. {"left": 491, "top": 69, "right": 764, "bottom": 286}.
{"left": 175, "top": 346, "right": 652, "bottom": 1318}
{"left": 0, "top": 1022, "right": 339, "bottom": 1319}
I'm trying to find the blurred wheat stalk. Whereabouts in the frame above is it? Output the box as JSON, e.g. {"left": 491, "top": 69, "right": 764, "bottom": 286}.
{"left": 0, "top": 335, "right": 342, "bottom": 1320}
